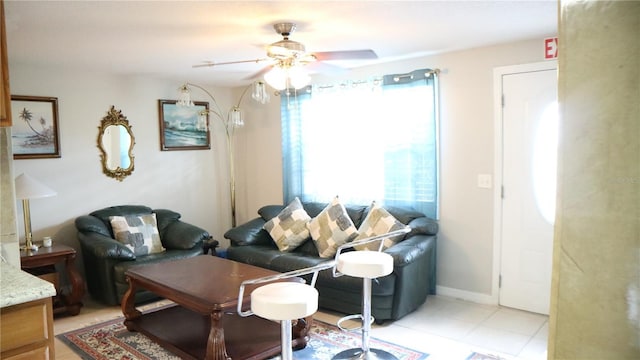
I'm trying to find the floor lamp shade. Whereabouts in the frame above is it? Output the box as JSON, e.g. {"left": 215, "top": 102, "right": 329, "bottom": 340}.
{"left": 15, "top": 173, "right": 56, "bottom": 250}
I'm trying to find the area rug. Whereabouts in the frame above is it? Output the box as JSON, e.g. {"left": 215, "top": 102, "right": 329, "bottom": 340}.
{"left": 58, "top": 317, "right": 429, "bottom": 360}
{"left": 466, "top": 352, "right": 505, "bottom": 360}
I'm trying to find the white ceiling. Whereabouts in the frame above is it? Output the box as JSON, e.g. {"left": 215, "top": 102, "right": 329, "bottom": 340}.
{"left": 4, "top": 0, "right": 557, "bottom": 87}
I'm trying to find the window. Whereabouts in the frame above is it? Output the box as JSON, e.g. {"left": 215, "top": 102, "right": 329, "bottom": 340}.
{"left": 281, "top": 69, "right": 439, "bottom": 218}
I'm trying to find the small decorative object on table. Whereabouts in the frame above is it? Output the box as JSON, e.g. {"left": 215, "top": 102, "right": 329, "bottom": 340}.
{"left": 42, "top": 236, "right": 52, "bottom": 247}
{"left": 202, "top": 237, "right": 219, "bottom": 256}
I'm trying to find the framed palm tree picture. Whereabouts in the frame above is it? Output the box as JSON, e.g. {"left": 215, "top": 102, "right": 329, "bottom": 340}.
{"left": 11, "top": 95, "right": 61, "bottom": 159}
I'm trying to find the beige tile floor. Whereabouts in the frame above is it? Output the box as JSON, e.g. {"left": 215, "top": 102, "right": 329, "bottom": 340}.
{"left": 54, "top": 295, "right": 548, "bottom": 359}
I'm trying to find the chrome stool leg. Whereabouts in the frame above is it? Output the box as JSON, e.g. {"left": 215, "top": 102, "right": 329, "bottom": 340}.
{"left": 332, "top": 277, "right": 398, "bottom": 360}
{"left": 281, "top": 319, "right": 293, "bottom": 360}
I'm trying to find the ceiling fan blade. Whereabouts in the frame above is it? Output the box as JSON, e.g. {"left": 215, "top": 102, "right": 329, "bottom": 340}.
{"left": 312, "top": 49, "right": 378, "bottom": 61}
{"left": 192, "top": 59, "right": 268, "bottom": 68}
{"left": 192, "top": 61, "right": 216, "bottom": 68}
{"left": 306, "top": 61, "right": 347, "bottom": 76}
{"left": 244, "top": 64, "right": 275, "bottom": 80}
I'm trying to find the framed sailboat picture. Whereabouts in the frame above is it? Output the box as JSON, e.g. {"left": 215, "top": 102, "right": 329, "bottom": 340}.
{"left": 158, "top": 99, "right": 210, "bottom": 151}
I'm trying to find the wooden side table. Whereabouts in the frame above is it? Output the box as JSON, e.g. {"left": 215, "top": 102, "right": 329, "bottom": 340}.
{"left": 20, "top": 244, "right": 85, "bottom": 316}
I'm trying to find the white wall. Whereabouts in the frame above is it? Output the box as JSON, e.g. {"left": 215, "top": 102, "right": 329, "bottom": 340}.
{"left": 10, "top": 37, "right": 552, "bottom": 299}
{"left": 234, "top": 86, "right": 284, "bottom": 223}
{"left": 236, "top": 38, "right": 550, "bottom": 299}
{"left": 9, "top": 65, "right": 240, "bottom": 276}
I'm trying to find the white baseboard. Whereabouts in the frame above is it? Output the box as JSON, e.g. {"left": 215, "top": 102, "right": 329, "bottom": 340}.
{"left": 435, "top": 285, "right": 498, "bottom": 305}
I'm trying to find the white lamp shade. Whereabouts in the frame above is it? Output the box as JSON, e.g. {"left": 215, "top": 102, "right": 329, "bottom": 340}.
{"left": 15, "top": 173, "right": 57, "bottom": 200}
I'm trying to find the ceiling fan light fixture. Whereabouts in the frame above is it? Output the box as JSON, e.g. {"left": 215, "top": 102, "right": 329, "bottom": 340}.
{"left": 288, "top": 66, "right": 311, "bottom": 89}
{"left": 264, "top": 66, "right": 310, "bottom": 90}
{"left": 264, "top": 66, "right": 288, "bottom": 90}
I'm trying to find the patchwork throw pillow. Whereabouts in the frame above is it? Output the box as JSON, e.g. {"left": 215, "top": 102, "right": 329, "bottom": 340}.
{"left": 109, "top": 213, "right": 165, "bottom": 256}
{"left": 355, "top": 202, "right": 409, "bottom": 251}
{"left": 308, "top": 196, "right": 358, "bottom": 258}
{"left": 263, "top": 197, "right": 311, "bottom": 252}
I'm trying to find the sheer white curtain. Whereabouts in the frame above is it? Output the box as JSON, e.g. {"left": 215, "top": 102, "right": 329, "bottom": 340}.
{"left": 282, "top": 69, "right": 439, "bottom": 218}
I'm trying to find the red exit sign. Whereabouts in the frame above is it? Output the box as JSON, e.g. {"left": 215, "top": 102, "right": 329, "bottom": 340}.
{"left": 545, "top": 37, "right": 558, "bottom": 59}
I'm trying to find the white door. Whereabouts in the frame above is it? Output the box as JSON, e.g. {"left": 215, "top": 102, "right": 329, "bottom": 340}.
{"left": 498, "top": 63, "right": 557, "bottom": 315}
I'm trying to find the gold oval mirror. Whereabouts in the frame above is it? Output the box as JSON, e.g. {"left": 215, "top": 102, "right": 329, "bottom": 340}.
{"left": 97, "top": 106, "right": 135, "bottom": 181}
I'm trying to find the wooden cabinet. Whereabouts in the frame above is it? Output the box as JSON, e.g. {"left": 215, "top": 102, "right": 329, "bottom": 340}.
{"left": 0, "top": 297, "right": 55, "bottom": 359}
{"left": 1, "top": 0, "right": 12, "bottom": 127}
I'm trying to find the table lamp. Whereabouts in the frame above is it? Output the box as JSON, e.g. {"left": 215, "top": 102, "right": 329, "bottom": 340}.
{"left": 15, "top": 173, "right": 57, "bottom": 251}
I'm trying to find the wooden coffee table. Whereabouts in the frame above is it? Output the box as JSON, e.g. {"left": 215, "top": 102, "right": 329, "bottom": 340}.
{"left": 121, "top": 255, "right": 310, "bottom": 360}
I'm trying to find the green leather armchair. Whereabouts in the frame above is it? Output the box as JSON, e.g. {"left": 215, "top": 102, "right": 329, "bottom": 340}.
{"left": 75, "top": 205, "right": 211, "bottom": 305}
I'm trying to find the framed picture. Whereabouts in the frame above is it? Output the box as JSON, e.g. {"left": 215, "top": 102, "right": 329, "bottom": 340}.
{"left": 158, "top": 99, "right": 210, "bottom": 151}
{"left": 11, "top": 95, "right": 61, "bottom": 159}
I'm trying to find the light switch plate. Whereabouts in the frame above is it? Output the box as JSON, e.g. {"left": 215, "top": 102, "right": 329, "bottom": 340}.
{"left": 478, "top": 174, "right": 492, "bottom": 189}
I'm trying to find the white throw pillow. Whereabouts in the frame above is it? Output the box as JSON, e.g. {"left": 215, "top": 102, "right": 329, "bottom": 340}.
{"left": 110, "top": 213, "right": 165, "bottom": 256}
{"left": 308, "top": 196, "right": 358, "bottom": 258}
{"left": 263, "top": 197, "right": 311, "bottom": 252}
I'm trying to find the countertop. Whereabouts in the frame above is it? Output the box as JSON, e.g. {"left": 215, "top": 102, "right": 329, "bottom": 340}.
{"left": 0, "top": 261, "right": 56, "bottom": 308}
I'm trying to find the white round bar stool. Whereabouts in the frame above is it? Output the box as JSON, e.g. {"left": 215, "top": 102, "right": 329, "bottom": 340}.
{"left": 332, "top": 250, "right": 398, "bottom": 360}
{"left": 251, "top": 282, "right": 319, "bottom": 360}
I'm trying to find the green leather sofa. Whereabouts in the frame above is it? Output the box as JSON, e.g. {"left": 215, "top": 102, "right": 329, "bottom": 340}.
{"left": 224, "top": 202, "right": 438, "bottom": 322}
{"left": 75, "top": 205, "right": 211, "bottom": 305}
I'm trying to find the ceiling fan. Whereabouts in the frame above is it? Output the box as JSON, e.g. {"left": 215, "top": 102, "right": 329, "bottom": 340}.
{"left": 193, "top": 22, "right": 378, "bottom": 89}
